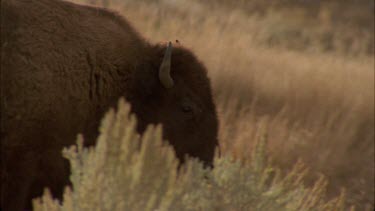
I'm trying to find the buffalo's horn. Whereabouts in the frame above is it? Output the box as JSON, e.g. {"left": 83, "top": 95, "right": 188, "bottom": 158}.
{"left": 159, "top": 41, "right": 174, "bottom": 88}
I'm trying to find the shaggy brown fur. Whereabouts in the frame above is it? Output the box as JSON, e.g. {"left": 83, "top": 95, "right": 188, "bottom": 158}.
{"left": 1, "top": 0, "right": 218, "bottom": 210}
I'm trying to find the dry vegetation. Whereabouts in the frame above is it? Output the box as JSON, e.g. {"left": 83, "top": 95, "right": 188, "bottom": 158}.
{"left": 34, "top": 99, "right": 351, "bottom": 211}
{"left": 78, "top": 0, "right": 374, "bottom": 209}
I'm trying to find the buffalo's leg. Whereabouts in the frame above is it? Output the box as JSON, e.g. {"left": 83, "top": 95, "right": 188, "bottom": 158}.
{"left": 29, "top": 148, "right": 71, "bottom": 205}
{"left": 2, "top": 147, "right": 38, "bottom": 211}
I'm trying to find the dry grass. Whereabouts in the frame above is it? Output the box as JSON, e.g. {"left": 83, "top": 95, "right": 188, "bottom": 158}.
{"left": 78, "top": 0, "right": 374, "bottom": 209}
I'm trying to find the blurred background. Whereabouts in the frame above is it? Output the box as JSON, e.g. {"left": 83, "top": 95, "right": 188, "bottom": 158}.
{"left": 76, "top": 0, "right": 374, "bottom": 209}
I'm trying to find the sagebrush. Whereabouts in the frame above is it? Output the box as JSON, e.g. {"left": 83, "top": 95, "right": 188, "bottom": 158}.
{"left": 33, "top": 99, "right": 351, "bottom": 211}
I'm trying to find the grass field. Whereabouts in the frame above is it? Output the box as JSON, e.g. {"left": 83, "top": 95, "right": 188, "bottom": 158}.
{"left": 78, "top": 0, "right": 374, "bottom": 209}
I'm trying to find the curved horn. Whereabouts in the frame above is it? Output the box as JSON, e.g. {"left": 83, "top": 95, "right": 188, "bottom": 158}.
{"left": 159, "top": 41, "right": 174, "bottom": 88}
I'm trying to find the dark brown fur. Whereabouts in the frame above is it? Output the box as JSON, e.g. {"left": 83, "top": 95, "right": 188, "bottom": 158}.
{"left": 1, "top": 0, "right": 218, "bottom": 210}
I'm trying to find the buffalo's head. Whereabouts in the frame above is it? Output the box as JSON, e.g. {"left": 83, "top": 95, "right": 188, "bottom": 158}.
{"left": 129, "top": 41, "right": 218, "bottom": 167}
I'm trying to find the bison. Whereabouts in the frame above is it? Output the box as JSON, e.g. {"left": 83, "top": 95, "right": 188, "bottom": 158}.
{"left": 1, "top": 0, "right": 218, "bottom": 210}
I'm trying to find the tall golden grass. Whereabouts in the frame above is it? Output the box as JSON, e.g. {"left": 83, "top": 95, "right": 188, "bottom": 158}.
{"left": 77, "top": 0, "right": 374, "bottom": 209}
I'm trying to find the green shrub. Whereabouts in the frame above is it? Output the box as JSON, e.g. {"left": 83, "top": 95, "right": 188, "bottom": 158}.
{"left": 32, "top": 99, "right": 351, "bottom": 211}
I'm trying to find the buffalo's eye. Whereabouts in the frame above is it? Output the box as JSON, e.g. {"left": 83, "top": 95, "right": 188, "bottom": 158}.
{"left": 181, "top": 98, "right": 195, "bottom": 114}
{"left": 182, "top": 104, "right": 193, "bottom": 113}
